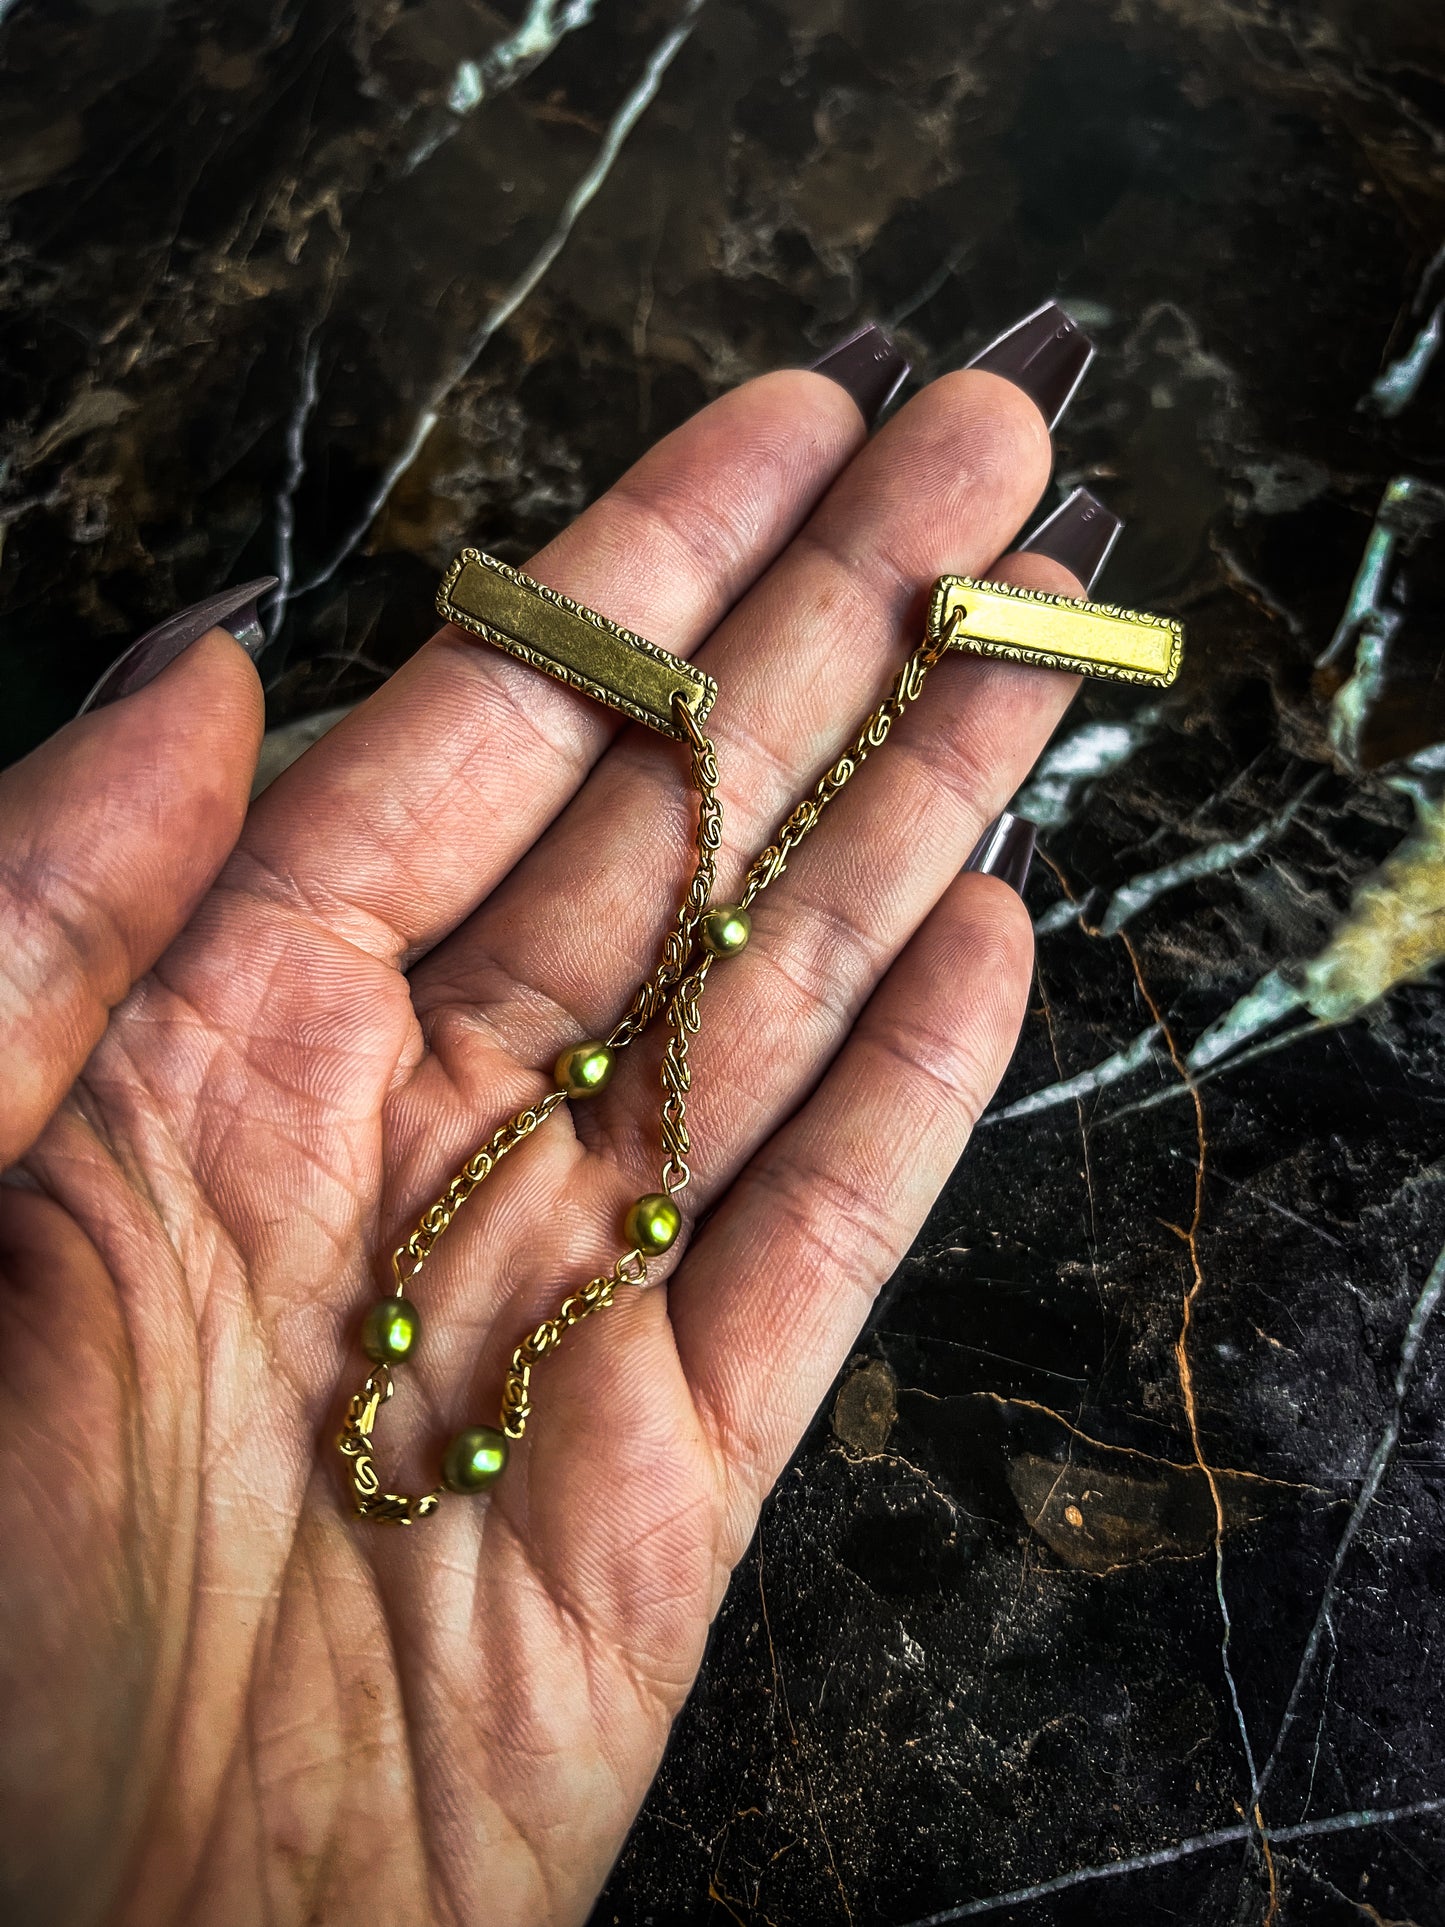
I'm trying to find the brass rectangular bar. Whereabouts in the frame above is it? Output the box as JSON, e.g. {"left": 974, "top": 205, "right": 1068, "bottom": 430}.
{"left": 928, "top": 575, "right": 1183, "bottom": 688}
{"left": 438, "top": 549, "right": 717, "bottom": 738}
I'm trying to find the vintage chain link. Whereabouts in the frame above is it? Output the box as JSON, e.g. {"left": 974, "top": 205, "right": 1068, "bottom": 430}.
{"left": 336, "top": 1365, "right": 442, "bottom": 1524}
{"left": 607, "top": 704, "right": 721, "bottom": 1051}
{"left": 738, "top": 622, "right": 955, "bottom": 910}
{"left": 652, "top": 623, "right": 958, "bottom": 1204}
{"left": 391, "top": 1090, "right": 569, "bottom": 1288}
{"left": 659, "top": 954, "right": 710, "bottom": 1194}
{"left": 498, "top": 1247, "right": 647, "bottom": 1438}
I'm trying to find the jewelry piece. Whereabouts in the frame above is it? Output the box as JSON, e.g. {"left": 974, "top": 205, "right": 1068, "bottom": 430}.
{"left": 929, "top": 574, "right": 1183, "bottom": 686}
{"left": 438, "top": 548, "right": 716, "bottom": 737}
{"left": 336, "top": 550, "right": 1183, "bottom": 1523}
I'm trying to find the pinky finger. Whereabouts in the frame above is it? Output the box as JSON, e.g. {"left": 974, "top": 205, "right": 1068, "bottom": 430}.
{"left": 667, "top": 864, "right": 1035, "bottom": 1525}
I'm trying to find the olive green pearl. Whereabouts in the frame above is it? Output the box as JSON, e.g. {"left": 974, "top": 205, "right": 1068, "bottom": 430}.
{"left": 700, "top": 904, "right": 751, "bottom": 957}
{"left": 361, "top": 1296, "right": 420, "bottom": 1364}
{"left": 441, "top": 1426, "right": 510, "bottom": 1493}
{"left": 555, "top": 1038, "right": 616, "bottom": 1098}
{"left": 625, "top": 1191, "right": 682, "bottom": 1256}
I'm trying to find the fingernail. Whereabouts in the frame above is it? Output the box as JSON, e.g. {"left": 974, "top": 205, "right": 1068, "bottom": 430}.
{"left": 964, "top": 811, "right": 1037, "bottom": 895}
{"left": 966, "top": 301, "right": 1094, "bottom": 431}
{"left": 809, "top": 321, "right": 910, "bottom": 427}
{"left": 1019, "top": 486, "right": 1122, "bottom": 592}
{"left": 78, "top": 578, "right": 279, "bottom": 714}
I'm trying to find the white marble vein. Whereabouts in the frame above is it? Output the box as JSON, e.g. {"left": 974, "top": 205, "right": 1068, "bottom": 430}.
{"left": 1367, "top": 240, "right": 1445, "bottom": 418}
{"left": 896, "top": 1796, "right": 1445, "bottom": 1924}
{"left": 1013, "top": 712, "right": 1160, "bottom": 828}
{"left": 1098, "top": 790, "right": 1312, "bottom": 935}
{"left": 1255, "top": 1231, "right": 1445, "bottom": 1805}
{"left": 406, "top": 0, "right": 599, "bottom": 171}
{"left": 981, "top": 1024, "right": 1162, "bottom": 1126}
{"left": 267, "top": 335, "right": 322, "bottom": 637}
{"left": 295, "top": 0, "right": 706, "bottom": 601}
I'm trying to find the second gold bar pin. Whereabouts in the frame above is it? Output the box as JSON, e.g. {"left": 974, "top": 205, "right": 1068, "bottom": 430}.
{"left": 928, "top": 575, "right": 1184, "bottom": 687}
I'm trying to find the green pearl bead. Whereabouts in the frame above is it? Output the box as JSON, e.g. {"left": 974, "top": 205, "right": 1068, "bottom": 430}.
{"left": 555, "top": 1038, "right": 616, "bottom": 1098}
{"left": 700, "top": 904, "right": 751, "bottom": 957}
{"left": 361, "top": 1296, "right": 420, "bottom": 1364}
{"left": 441, "top": 1426, "right": 510, "bottom": 1493}
{"left": 625, "top": 1191, "right": 682, "bottom": 1256}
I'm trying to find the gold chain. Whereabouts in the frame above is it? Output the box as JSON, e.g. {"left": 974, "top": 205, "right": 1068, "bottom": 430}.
{"left": 608, "top": 705, "right": 721, "bottom": 1050}
{"left": 499, "top": 1247, "right": 647, "bottom": 1437}
{"left": 738, "top": 630, "right": 948, "bottom": 911}
{"left": 338, "top": 693, "right": 724, "bottom": 1517}
{"left": 339, "top": 619, "right": 959, "bottom": 1519}
{"left": 391, "top": 1091, "right": 569, "bottom": 1288}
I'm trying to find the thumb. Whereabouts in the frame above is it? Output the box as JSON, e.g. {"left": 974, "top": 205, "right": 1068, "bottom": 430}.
{"left": 0, "top": 587, "right": 270, "bottom": 1165}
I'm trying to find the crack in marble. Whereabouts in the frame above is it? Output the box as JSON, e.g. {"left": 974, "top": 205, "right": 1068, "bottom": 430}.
{"left": 894, "top": 1796, "right": 1445, "bottom": 1925}
{"left": 1212, "top": 535, "right": 1308, "bottom": 636}
{"left": 1290, "top": 1848, "right": 1425, "bottom": 1927}
{"left": 1182, "top": 1149, "right": 1349, "bottom": 1252}
{"left": 755, "top": 1534, "right": 856, "bottom": 1926}
{"left": 1112, "top": 923, "right": 1269, "bottom": 1850}
{"left": 1255, "top": 1230, "right": 1445, "bottom": 1807}
{"left": 292, "top": 0, "right": 706, "bottom": 603}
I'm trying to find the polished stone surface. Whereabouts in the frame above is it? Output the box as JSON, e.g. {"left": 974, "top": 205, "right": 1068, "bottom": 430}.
{"left": 3, "top": 1, "right": 1444, "bottom": 1921}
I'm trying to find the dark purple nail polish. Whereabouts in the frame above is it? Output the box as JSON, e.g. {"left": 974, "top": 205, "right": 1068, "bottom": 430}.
{"left": 964, "top": 811, "right": 1037, "bottom": 895}
{"left": 809, "top": 321, "right": 910, "bottom": 427}
{"left": 78, "top": 577, "right": 279, "bottom": 714}
{"left": 966, "top": 302, "right": 1094, "bottom": 431}
{"left": 1020, "top": 487, "right": 1122, "bottom": 592}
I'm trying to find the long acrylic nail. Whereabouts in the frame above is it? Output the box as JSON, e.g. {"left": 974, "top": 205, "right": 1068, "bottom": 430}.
{"left": 1020, "top": 486, "right": 1122, "bottom": 592}
{"left": 78, "top": 578, "right": 279, "bottom": 714}
{"left": 963, "top": 811, "right": 1037, "bottom": 895}
{"left": 809, "top": 321, "right": 910, "bottom": 427}
{"left": 966, "top": 302, "right": 1093, "bottom": 430}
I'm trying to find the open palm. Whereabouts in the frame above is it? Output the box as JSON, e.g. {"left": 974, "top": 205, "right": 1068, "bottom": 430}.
{"left": 1, "top": 364, "right": 1085, "bottom": 1925}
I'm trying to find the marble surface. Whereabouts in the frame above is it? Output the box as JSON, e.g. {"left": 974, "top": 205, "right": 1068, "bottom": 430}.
{"left": 3, "top": 0, "right": 1445, "bottom": 1921}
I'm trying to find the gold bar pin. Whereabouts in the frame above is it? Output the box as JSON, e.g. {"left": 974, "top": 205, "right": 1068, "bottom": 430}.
{"left": 928, "top": 575, "right": 1184, "bottom": 688}
{"left": 438, "top": 549, "right": 717, "bottom": 739}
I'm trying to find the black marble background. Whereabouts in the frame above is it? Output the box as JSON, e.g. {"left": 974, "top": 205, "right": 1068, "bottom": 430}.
{"left": 3, "top": 1, "right": 1445, "bottom": 1922}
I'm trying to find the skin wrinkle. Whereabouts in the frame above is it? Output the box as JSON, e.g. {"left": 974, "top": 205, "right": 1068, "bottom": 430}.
{"left": 40, "top": 1104, "right": 327, "bottom": 1925}
{"left": 338, "top": 1544, "right": 445, "bottom": 1927}
{"left": 416, "top": 1578, "right": 591, "bottom": 1926}
{"left": 220, "top": 843, "right": 423, "bottom": 979}
{"left": 595, "top": 449, "right": 824, "bottom": 628}
{"left": 0, "top": 850, "right": 134, "bottom": 1005}
{"left": 495, "top": 1495, "right": 704, "bottom": 1733}
{"left": 560, "top": 374, "right": 863, "bottom": 622}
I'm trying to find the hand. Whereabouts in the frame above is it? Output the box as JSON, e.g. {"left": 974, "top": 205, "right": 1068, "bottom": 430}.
{"left": 0, "top": 357, "right": 1088, "bottom": 1925}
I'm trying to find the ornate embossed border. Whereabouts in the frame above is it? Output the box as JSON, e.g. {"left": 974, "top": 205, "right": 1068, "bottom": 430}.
{"left": 926, "top": 574, "right": 1184, "bottom": 689}
{"left": 437, "top": 548, "right": 718, "bottom": 738}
